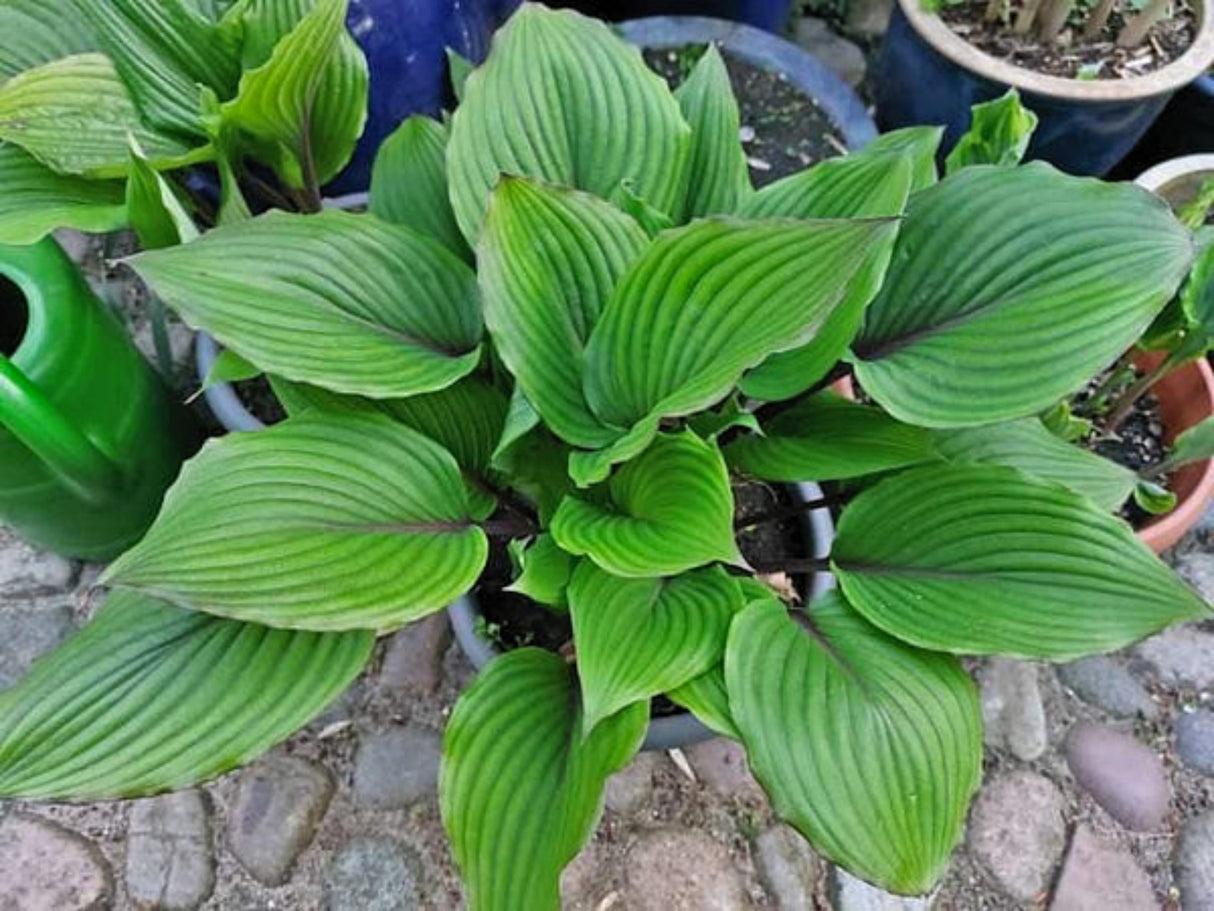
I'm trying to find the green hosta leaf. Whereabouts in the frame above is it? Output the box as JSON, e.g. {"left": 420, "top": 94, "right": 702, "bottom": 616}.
{"left": 569, "top": 562, "right": 741, "bottom": 733}
{"left": 481, "top": 177, "right": 646, "bottom": 448}
{"left": 933, "top": 418, "right": 1135, "bottom": 512}
{"left": 726, "top": 392, "right": 936, "bottom": 482}
{"left": 674, "top": 44, "right": 752, "bottom": 220}
{"left": 369, "top": 115, "right": 469, "bottom": 260}
{"left": 567, "top": 414, "right": 662, "bottom": 489}
{"left": 0, "top": 0, "right": 95, "bottom": 80}
{"left": 1163, "top": 415, "right": 1214, "bottom": 471}
{"left": 736, "top": 150, "right": 913, "bottom": 401}
{"left": 1040, "top": 400, "right": 1093, "bottom": 442}
{"left": 105, "top": 413, "right": 489, "bottom": 631}
{"left": 0, "top": 590, "right": 372, "bottom": 799}
{"left": 858, "top": 125, "right": 943, "bottom": 191}
{"left": 129, "top": 209, "right": 482, "bottom": 399}
{"left": 726, "top": 592, "right": 981, "bottom": 894}
{"left": 611, "top": 180, "right": 675, "bottom": 237}
{"left": 222, "top": 0, "right": 368, "bottom": 187}
{"left": 447, "top": 4, "right": 691, "bottom": 244}
{"left": 204, "top": 349, "right": 261, "bottom": 393}
{"left": 1134, "top": 479, "right": 1177, "bottom": 515}
{"left": 507, "top": 535, "right": 574, "bottom": 609}
{"left": 1179, "top": 227, "right": 1214, "bottom": 345}
{"left": 78, "top": 0, "right": 242, "bottom": 138}
{"left": 446, "top": 47, "right": 474, "bottom": 102}
{"left": 552, "top": 431, "right": 741, "bottom": 577}
{"left": 583, "top": 217, "right": 899, "bottom": 447}
{"left": 0, "top": 143, "right": 125, "bottom": 244}
{"left": 832, "top": 465, "right": 1209, "bottom": 659}
{"left": 0, "top": 54, "right": 203, "bottom": 177}
{"left": 853, "top": 164, "right": 1193, "bottom": 427}
{"left": 687, "top": 395, "right": 761, "bottom": 441}
{"left": 126, "top": 139, "right": 199, "bottom": 250}
{"left": 945, "top": 89, "right": 1037, "bottom": 175}
{"left": 493, "top": 387, "right": 542, "bottom": 465}
{"left": 494, "top": 426, "right": 574, "bottom": 526}
{"left": 441, "top": 648, "right": 647, "bottom": 911}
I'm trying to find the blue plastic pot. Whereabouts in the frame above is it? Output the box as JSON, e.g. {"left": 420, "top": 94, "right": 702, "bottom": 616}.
{"left": 554, "top": 0, "right": 791, "bottom": 32}
{"left": 874, "top": 0, "right": 1214, "bottom": 176}
{"left": 617, "top": 15, "right": 878, "bottom": 151}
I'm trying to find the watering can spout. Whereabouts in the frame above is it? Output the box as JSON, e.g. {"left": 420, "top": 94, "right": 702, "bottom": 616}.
{"left": 0, "top": 355, "right": 124, "bottom": 505}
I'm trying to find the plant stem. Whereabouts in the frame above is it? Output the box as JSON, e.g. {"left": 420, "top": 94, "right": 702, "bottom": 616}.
{"left": 297, "top": 112, "right": 323, "bottom": 214}
{"left": 1037, "top": 0, "right": 1076, "bottom": 42}
{"left": 1118, "top": 0, "right": 1171, "bottom": 47}
{"left": 735, "top": 494, "right": 840, "bottom": 529}
{"left": 468, "top": 475, "right": 540, "bottom": 526}
{"left": 1083, "top": 0, "right": 1117, "bottom": 37}
{"left": 1014, "top": 0, "right": 1045, "bottom": 32}
{"left": 750, "top": 362, "right": 854, "bottom": 425}
{"left": 480, "top": 516, "right": 538, "bottom": 538}
{"left": 241, "top": 167, "right": 296, "bottom": 212}
{"left": 1104, "top": 352, "right": 1179, "bottom": 432}
{"left": 748, "top": 556, "right": 833, "bottom": 574}
{"left": 1078, "top": 352, "right": 1134, "bottom": 415}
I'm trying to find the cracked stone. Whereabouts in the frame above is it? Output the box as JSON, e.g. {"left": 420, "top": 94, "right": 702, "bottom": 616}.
{"left": 228, "top": 754, "right": 333, "bottom": 885}
{"left": 623, "top": 828, "right": 749, "bottom": 911}
{"left": 378, "top": 613, "right": 451, "bottom": 696}
{"left": 1056, "top": 656, "right": 1158, "bottom": 719}
{"left": 980, "top": 658, "right": 1048, "bottom": 760}
{"left": 0, "top": 600, "right": 74, "bottom": 688}
{"left": 0, "top": 527, "right": 74, "bottom": 596}
{"left": 325, "top": 837, "right": 421, "bottom": 911}
{"left": 754, "top": 824, "right": 823, "bottom": 911}
{"left": 126, "top": 790, "right": 215, "bottom": 910}
{"left": 1066, "top": 724, "right": 1170, "bottom": 832}
{"left": 0, "top": 813, "right": 113, "bottom": 910}
{"left": 1050, "top": 825, "right": 1155, "bottom": 910}
{"left": 968, "top": 771, "right": 1067, "bottom": 902}
{"left": 352, "top": 725, "right": 441, "bottom": 810}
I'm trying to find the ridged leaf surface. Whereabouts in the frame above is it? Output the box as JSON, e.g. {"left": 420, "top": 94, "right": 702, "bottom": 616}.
{"left": 0, "top": 143, "right": 126, "bottom": 244}
{"left": 726, "top": 593, "right": 981, "bottom": 894}
{"left": 105, "top": 414, "right": 488, "bottom": 631}
{"left": 832, "top": 465, "right": 1209, "bottom": 658}
{"left": 0, "top": 0, "right": 95, "bottom": 79}
{"left": 0, "top": 590, "right": 372, "bottom": 799}
{"left": 441, "top": 648, "right": 647, "bottom": 911}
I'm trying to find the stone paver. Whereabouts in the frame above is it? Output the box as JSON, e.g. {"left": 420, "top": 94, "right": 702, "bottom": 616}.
{"left": 753, "top": 824, "right": 822, "bottom": 911}
{"left": 0, "top": 527, "right": 74, "bottom": 596}
{"left": 0, "top": 601, "right": 74, "bottom": 687}
{"left": 325, "top": 837, "right": 421, "bottom": 911}
{"left": 378, "top": 613, "right": 451, "bottom": 697}
{"left": 1176, "top": 811, "right": 1214, "bottom": 911}
{"left": 0, "top": 813, "right": 113, "bottom": 910}
{"left": 833, "top": 869, "right": 927, "bottom": 911}
{"left": 1134, "top": 626, "right": 1214, "bottom": 691}
{"left": 604, "top": 751, "right": 660, "bottom": 816}
{"left": 352, "top": 725, "right": 442, "bottom": 810}
{"left": 968, "top": 771, "right": 1067, "bottom": 902}
{"left": 623, "top": 828, "right": 750, "bottom": 911}
{"left": 1056, "top": 656, "right": 1158, "bottom": 719}
{"left": 1050, "top": 825, "right": 1156, "bottom": 910}
{"left": 126, "top": 790, "right": 215, "bottom": 910}
{"left": 791, "top": 17, "right": 866, "bottom": 87}
{"left": 1176, "top": 552, "right": 1214, "bottom": 602}
{"left": 1066, "top": 724, "right": 1170, "bottom": 831}
{"left": 686, "top": 737, "right": 765, "bottom": 804}
{"left": 1177, "top": 709, "right": 1214, "bottom": 775}
{"left": 227, "top": 754, "right": 333, "bottom": 885}
{"left": 980, "top": 659, "right": 1048, "bottom": 761}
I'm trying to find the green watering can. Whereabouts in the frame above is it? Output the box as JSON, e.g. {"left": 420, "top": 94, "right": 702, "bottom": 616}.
{"left": 0, "top": 238, "right": 199, "bottom": 561}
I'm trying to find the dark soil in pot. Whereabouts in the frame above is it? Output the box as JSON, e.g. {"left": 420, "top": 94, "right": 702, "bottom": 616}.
{"left": 644, "top": 46, "right": 844, "bottom": 184}
{"left": 938, "top": 0, "right": 1197, "bottom": 80}
{"left": 233, "top": 375, "right": 287, "bottom": 425}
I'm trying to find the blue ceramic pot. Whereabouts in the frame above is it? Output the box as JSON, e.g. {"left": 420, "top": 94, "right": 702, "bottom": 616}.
{"left": 874, "top": 0, "right": 1214, "bottom": 176}
{"left": 553, "top": 0, "right": 791, "bottom": 32}
{"left": 1117, "top": 76, "right": 1214, "bottom": 175}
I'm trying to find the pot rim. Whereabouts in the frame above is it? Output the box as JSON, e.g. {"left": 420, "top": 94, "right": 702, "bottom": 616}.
{"left": 896, "top": 0, "right": 1214, "bottom": 102}
{"left": 1134, "top": 153, "right": 1214, "bottom": 194}
{"left": 448, "top": 480, "right": 838, "bottom": 751}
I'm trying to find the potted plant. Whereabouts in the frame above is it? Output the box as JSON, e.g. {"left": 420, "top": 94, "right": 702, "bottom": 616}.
{"left": 873, "top": 0, "right": 1214, "bottom": 175}
{"left": 0, "top": 4, "right": 1211, "bottom": 908}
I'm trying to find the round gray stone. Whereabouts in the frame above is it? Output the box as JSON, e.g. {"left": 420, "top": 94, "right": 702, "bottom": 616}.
{"left": 378, "top": 613, "right": 451, "bottom": 697}
{"left": 604, "top": 751, "right": 660, "bottom": 815}
{"left": 968, "top": 771, "right": 1067, "bottom": 902}
{"left": 1176, "top": 811, "right": 1214, "bottom": 911}
{"left": 623, "top": 828, "right": 749, "bottom": 911}
{"left": 1050, "top": 825, "right": 1156, "bottom": 910}
{"left": 0, "top": 813, "right": 113, "bottom": 910}
{"left": 980, "top": 658, "right": 1048, "bottom": 761}
{"left": 833, "top": 869, "right": 927, "bottom": 911}
{"left": 228, "top": 754, "right": 334, "bottom": 886}
{"left": 1056, "top": 656, "right": 1158, "bottom": 720}
{"left": 1134, "top": 627, "right": 1214, "bottom": 692}
{"left": 352, "top": 725, "right": 442, "bottom": 810}
{"left": 126, "top": 790, "right": 215, "bottom": 910}
{"left": 686, "top": 737, "right": 765, "bottom": 804}
{"left": 1065, "top": 724, "right": 1170, "bottom": 831}
{"left": 1177, "top": 710, "right": 1214, "bottom": 776}
{"left": 325, "top": 837, "right": 421, "bottom": 911}
{"left": 754, "top": 824, "right": 823, "bottom": 911}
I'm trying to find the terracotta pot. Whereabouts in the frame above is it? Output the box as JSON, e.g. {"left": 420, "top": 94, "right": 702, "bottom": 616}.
{"left": 1133, "top": 351, "right": 1214, "bottom": 553}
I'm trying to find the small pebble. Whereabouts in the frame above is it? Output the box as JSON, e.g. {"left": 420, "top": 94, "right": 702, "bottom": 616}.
{"left": 1177, "top": 710, "right": 1214, "bottom": 776}
{"left": 980, "top": 659, "right": 1048, "bottom": 761}
{"left": 1065, "top": 724, "right": 1169, "bottom": 831}
{"left": 1056, "top": 656, "right": 1158, "bottom": 719}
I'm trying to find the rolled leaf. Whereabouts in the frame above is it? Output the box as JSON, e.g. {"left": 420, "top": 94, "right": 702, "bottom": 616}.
{"left": 674, "top": 44, "right": 753, "bottom": 219}
{"left": 507, "top": 535, "right": 575, "bottom": 609}
{"left": 441, "top": 648, "right": 647, "bottom": 911}
{"left": 129, "top": 209, "right": 483, "bottom": 399}
{"left": 0, "top": 143, "right": 126, "bottom": 244}
{"left": 369, "top": 115, "right": 469, "bottom": 259}
{"left": 853, "top": 164, "right": 1193, "bottom": 427}
{"left": 726, "top": 392, "right": 936, "bottom": 482}
{"left": 569, "top": 562, "right": 741, "bottom": 733}
{"left": 583, "top": 216, "right": 899, "bottom": 437}
{"left": 105, "top": 413, "right": 489, "bottom": 631}
{"left": 832, "top": 465, "right": 1209, "bottom": 659}
{"left": 726, "top": 593, "right": 981, "bottom": 894}
{"left": 480, "top": 177, "right": 646, "bottom": 448}
{"left": 0, "top": 54, "right": 201, "bottom": 177}
{"left": 933, "top": 418, "right": 1135, "bottom": 512}
{"left": 447, "top": 4, "right": 691, "bottom": 243}
{"left": 126, "top": 138, "right": 199, "bottom": 249}
{"left": 552, "top": 431, "right": 742, "bottom": 578}
{"left": 0, "top": 590, "right": 372, "bottom": 799}
{"left": 944, "top": 89, "right": 1038, "bottom": 174}
{"left": 1162, "top": 415, "right": 1214, "bottom": 471}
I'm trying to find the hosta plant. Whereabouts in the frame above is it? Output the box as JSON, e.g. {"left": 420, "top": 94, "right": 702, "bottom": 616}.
{"left": 0, "top": 3, "right": 1210, "bottom": 907}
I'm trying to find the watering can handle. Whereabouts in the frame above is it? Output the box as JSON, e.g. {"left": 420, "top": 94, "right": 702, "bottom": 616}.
{"left": 0, "top": 355, "right": 122, "bottom": 505}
